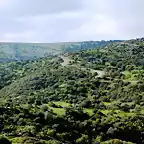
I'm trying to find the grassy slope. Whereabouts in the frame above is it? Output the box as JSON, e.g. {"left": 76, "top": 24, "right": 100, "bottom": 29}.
{"left": 0, "top": 42, "right": 75, "bottom": 58}
{"left": 0, "top": 40, "right": 122, "bottom": 59}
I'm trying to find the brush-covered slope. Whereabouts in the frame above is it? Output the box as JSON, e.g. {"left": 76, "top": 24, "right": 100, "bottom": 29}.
{"left": 0, "top": 38, "right": 143, "bottom": 144}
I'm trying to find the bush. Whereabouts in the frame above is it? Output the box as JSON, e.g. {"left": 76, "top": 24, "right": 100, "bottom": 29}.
{"left": 102, "top": 139, "right": 123, "bottom": 144}
{"left": 0, "top": 135, "right": 11, "bottom": 144}
{"left": 46, "top": 140, "right": 60, "bottom": 144}
{"left": 49, "top": 102, "right": 60, "bottom": 108}
{"left": 76, "top": 134, "right": 88, "bottom": 144}
{"left": 81, "top": 100, "right": 91, "bottom": 108}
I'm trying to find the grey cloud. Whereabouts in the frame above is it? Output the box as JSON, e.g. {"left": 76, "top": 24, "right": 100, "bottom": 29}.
{"left": 0, "top": 0, "right": 85, "bottom": 42}
{"left": 2, "top": 0, "right": 83, "bottom": 16}
{"left": 104, "top": 0, "right": 144, "bottom": 38}
{"left": 0, "top": 0, "right": 144, "bottom": 42}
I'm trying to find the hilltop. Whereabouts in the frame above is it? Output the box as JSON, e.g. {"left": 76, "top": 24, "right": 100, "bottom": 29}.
{"left": 0, "top": 38, "right": 143, "bottom": 144}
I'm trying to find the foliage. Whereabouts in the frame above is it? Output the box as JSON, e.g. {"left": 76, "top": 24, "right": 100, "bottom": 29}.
{"left": 0, "top": 38, "right": 143, "bottom": 143}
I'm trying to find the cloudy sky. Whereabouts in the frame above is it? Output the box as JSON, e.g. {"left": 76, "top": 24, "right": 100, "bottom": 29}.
{"left": 0, "top": 0, "right": 143, "bottom": 42}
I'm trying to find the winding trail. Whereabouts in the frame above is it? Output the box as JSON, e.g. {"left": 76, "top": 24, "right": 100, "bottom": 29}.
{"left": 120, "top": 42, "right": 138, "bottom": 47}
{"left": 60, "top": 56, "right": 71, "bottom": 66}
{"left": 60, "top": 55, "right": 105, "bottom": 78}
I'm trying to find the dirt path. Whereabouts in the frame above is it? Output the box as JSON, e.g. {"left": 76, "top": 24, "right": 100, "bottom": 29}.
{"left": 60, "top": 56, "right": 72, "bottom": 66}
{"left": 120, "top": 42, "right": 138, "bottom": 47}
{"left": 90, "top": 69, "right": 105, "bottom": 77}
{"left": 60, "top": 56, "right": 105, "bottom": 77}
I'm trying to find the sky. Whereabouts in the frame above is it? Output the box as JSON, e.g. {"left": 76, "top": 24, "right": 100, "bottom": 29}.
{"left": 0, "top": 0, "right": 143, "bottom": 42}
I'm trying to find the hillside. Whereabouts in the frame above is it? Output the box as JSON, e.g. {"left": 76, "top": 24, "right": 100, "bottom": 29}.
{"left": 0, "top": 38, "right": 143, "bottom": 144}
{"left": 0, "top": 40, "right": 122, "bottom": 61}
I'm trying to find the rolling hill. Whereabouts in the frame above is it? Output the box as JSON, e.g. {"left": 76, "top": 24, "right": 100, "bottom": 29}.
{"left": 0, "top": 38, "right": 143, "bottom": 144}
{"left": 0, "top": 40, "right": 122, "bottom": 62}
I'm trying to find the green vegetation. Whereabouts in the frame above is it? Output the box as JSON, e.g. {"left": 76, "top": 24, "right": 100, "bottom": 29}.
{"left": 0, "top": 38, "right": 143, "bottom": 143}
{"left": 0, "top": 40, "right": 121, "bottom": 61}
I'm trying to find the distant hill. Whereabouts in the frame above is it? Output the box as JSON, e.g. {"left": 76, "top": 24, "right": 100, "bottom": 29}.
{"left": 0, "top": 40, "right": 122, "bottom": 62}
